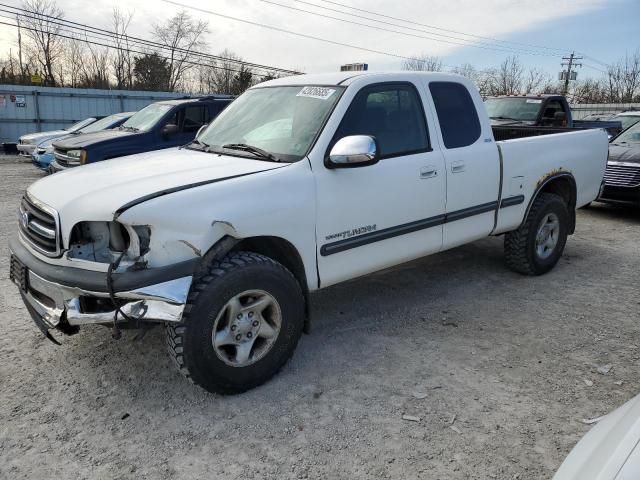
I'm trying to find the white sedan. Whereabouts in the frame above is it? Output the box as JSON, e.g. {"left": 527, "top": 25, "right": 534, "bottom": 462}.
{"left": 17, "top": 117, "right": 98, "bottom": 156}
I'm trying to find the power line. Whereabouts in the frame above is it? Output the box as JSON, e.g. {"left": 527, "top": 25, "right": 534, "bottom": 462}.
{"left": 0, "top": 2, "right": 300, "bottom": 75}
{"left": 582, "top": 63, "right": 608, "bottom": 74}
{"left": 259, "top": 0, "right": 559, "bottom": 57}
{"left": 307, "top": 0, "right": 571, "bottom": 54}
{"left": 0, "top": 18, "right": 284, "bottom": 79}
{"left": 161, "top": 0, "right": 424, "bottom": 63}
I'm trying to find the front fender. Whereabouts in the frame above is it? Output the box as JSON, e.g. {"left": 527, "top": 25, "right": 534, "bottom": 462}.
{"left": 116, "top": 160, "right": 318, "bottom": 289}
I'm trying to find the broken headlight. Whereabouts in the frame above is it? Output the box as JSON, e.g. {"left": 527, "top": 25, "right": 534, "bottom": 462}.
{"left": 67, "top": 221, "right": 133, "bottom": 263}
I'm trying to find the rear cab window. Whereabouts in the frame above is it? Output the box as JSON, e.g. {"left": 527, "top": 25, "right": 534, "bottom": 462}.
{"left": 183, "top": 105, "right": 209, "bottom": 132}
{"left": 429, "top": 82, "right": 481, "bottom": 149}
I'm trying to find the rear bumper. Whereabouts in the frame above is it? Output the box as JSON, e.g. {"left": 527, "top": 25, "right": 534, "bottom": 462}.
{"left": 9, "top": 235, "right": 198, "bottom": 330}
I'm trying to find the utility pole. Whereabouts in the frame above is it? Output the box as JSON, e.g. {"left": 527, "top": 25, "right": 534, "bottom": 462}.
{"left": 16, "top": 15, "right": 25, "bottom": 79}
{"left": 560, "top": 52, "right": 583, "bottom": 95}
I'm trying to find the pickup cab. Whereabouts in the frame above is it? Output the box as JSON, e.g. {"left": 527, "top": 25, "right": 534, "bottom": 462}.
{"left": 9, "top": 72, "right": 609, "bottom": 394}
{"left": 486, "top": 94, "right": 622, "bottom": 138}
{"left": 49, "top": 95, "right": 233, "bottom": 171}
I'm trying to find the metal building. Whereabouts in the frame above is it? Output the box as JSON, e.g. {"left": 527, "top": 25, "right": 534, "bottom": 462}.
{"left": 0, "top": 85, "right": 187, "bottom": 143}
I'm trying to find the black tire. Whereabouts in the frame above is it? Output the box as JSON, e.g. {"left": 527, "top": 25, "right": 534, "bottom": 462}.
{"left": 166, "top": 251, "right": 304, "bottom": 394}
{"left": 504, "top": 192, "right": 569, "bottom": 275}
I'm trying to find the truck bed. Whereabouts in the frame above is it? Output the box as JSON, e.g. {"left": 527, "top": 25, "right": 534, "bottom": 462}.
{"left": 493, "top": 128, "right": 609, "bottom": 234}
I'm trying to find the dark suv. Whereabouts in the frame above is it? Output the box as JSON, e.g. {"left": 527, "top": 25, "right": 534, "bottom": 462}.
{"left": 50, "top": 95, "right": 233, "bottom": 171}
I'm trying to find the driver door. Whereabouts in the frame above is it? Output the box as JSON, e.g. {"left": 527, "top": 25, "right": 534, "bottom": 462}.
{"left": 314, "top": 82, "right": 446, "bottom": 287}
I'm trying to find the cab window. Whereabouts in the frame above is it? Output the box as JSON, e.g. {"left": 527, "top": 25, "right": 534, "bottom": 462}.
{"left": 332, "top": 83, "right": 430, "bottom": 159}
{"left": 183, "top": 106, "right": 209, "bottom": 132}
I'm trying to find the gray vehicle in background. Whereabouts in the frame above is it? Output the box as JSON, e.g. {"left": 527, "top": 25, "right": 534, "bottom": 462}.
{"left": 17, "top": 117, "right": 100, "bottom": 157}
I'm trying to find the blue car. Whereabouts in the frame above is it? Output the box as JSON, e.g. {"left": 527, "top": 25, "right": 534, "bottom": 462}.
{"left": 50, "top": 96, "right": 233, "bottom": 171}
{"left": 31, "top": 112, "right": 133, "bottom": 172}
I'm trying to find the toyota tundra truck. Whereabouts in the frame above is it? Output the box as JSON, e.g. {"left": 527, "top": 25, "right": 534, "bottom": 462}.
{"left": 9, "top": 72, "right": 609, "bottom": 394}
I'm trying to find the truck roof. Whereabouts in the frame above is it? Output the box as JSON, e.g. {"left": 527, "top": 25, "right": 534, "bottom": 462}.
{"left": 155, "top": 95, "right": 234, "bottom": 106}
{"left": 258, "top": 71, "right": 467, "bottom": 88}
{"left": 489, "top": 94, "right": 564, "bottom": 99}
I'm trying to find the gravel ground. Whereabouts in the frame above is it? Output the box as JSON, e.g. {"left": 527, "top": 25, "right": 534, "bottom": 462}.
{"left": 1, "top": 155, "right": 639, "bottom": 480}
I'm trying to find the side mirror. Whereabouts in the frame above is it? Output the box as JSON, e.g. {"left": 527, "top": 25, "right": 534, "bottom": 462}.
{"left": 196, "top": 123, "right": 209, "bottom": 138}
{"left": 326, "top": 135, "right": 379, "bottom": 169}
{"left": 162, "top": 123, "right": 179, "bottom": 138}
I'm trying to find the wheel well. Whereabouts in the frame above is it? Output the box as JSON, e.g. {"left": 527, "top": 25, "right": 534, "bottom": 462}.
{"left": 230, "top": 236, "right": 311, "bottom": 333}
{"left": 229, "top": 236, "right": 309, "bottom": 294}
{"left": 534, "top": 174, "right": 577, "bottom": 234}
{"left": 199, "top": 235, "right": 311, "bottom": 332}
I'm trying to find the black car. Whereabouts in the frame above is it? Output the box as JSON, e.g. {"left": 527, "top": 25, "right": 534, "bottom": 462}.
{"left": 50, "top": 95, "right": 233, "bottom": 171}
{"left": 599, "top": 121, "right": 640, "bottom": 206}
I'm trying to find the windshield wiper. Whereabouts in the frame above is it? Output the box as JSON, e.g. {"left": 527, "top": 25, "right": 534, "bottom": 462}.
{"left": 222, "top": 143, "right": 281, "bottom": 162}
{"left": 120, "top": 125, "right": 139, "bottom": 132}
{"left": 185, "top": 138, "right": 210, "bottom": 151}
{"left": 491, "top": 116, "right": 520, "bottom": 121}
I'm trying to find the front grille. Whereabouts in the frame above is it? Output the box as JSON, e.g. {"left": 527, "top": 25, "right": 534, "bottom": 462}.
{"left": 54, "top": 149, "right": 80, "bottom": 168}
{"left": 604, "top": 162, "right": 640, "bottom": 188}
{"left": 18, "top": 195, "right": 60, "bottom": 257}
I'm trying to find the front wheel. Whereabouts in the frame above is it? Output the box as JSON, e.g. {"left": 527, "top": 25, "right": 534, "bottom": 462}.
{"left": 504, "top": 192, "right": 569, "bottom": 275}
{"left": 167, "top": 252, "right": 304, "bottom": 394}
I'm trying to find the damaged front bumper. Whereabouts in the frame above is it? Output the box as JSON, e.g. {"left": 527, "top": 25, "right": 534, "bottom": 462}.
{"left": 9, "top": 235, "right": 197, "bottom": 333}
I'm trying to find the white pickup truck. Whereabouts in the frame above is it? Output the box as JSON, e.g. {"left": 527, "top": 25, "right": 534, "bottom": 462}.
{"left": 9, "top": 72, "right": 608, "bottom": 394}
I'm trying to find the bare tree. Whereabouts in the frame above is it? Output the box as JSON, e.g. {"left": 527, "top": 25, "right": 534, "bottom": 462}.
{"left": 152, "top": 10, "right": 209, "bottom": 91}
{"left": 211, "top": 49, "right": 242, "bottom": 94}
{"left": 64, "top": 37, "right": 85, "bottom": 88}
{"left": 79, "top": 38, "right": 110, "bottom": 89}
{"left": 402, "top": 54, "right": 443, "bottom": 72}
{"left": 523, "top": 67, "right": 551, "bottom": 94}
{"left": 571, "top": 78, "right": 608, "bottom": 103}
{"left": 112, "top": 8, "right": 135, "bottom": 90}
{"left": 20, "top": 0, "right": 65, "bottom": 86}
{"left": 490, "top": 55, "right": 524, "bottom": 95}
{"left": 606, "top": 50, "right": 640, "bottom": 102}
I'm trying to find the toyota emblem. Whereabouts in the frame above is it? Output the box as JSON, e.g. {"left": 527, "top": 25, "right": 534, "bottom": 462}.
{"left": 20, "top": 210, "right": 29, "bottom": 229}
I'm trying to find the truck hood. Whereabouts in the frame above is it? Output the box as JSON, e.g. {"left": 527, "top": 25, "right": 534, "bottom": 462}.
{"left": 609, "top": 144, "right": 640, "bottom": 164}
{"left": 52, "top": 128, "right": 136, "bottom": 149}
{"left": 27, "top": 148, "right": 287, "bottom": 228}
{"left": 20, "top": 130, "right": 68, "bottom": 143}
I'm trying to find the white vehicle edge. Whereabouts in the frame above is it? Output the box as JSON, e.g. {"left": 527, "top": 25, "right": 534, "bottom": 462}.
{"left": 554, "top": 393, "right": 640, "bottom": 480}
{"left": 9, "top": 72, "right": 609, "bottom": 394}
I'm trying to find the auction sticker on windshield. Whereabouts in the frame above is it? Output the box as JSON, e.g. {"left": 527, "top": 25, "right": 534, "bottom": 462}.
{"left": 525, "top": 99, "right": 543, "bottom": 104}
{"left": 297, "top": 86, "right": 336, "bottom": 100}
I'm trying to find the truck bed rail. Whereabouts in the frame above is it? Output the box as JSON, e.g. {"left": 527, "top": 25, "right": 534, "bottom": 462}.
{"left": 492, "top": 126, "right": 588, "bottom": 142}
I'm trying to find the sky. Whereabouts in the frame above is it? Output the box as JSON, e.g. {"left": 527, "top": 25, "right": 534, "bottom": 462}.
{"left": 0, "top": 0, "right": 638, "bottom": 80}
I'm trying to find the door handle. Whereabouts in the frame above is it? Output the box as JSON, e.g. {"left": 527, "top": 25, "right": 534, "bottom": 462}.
{"left": 420, "top": 166, "right": 438, "bottom": 179}
{"left": 451, "top": 161, "right": 465, "bottom": 173}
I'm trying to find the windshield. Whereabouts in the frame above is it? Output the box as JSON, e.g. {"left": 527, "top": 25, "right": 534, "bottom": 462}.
{"left": 78, "top": 114, "right": 124, "bottom": 133}
{"left": 65, "top": 117, "right": 96, "bottom": 132}
{"left": 198, "top": 85, "right": 345, "bottom": 162}
{"left": 612, "top": 121, "right": 640, "bottom": 145}
{"left": 617, "top": 115, "right": 640, "bottom": 130}
{"left": 122, "top": 103, "right": 172, "bottom": 131}
{"left": 485, "top": 98, "right": 543, "bottom": 121}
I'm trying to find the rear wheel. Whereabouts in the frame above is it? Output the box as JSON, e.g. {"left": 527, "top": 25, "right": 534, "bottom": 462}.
{"left": 504, "top": 192, "right": 569, "bottom": 275}
{"left": 167, "top": 252, "right": 304, "bottom": 394}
